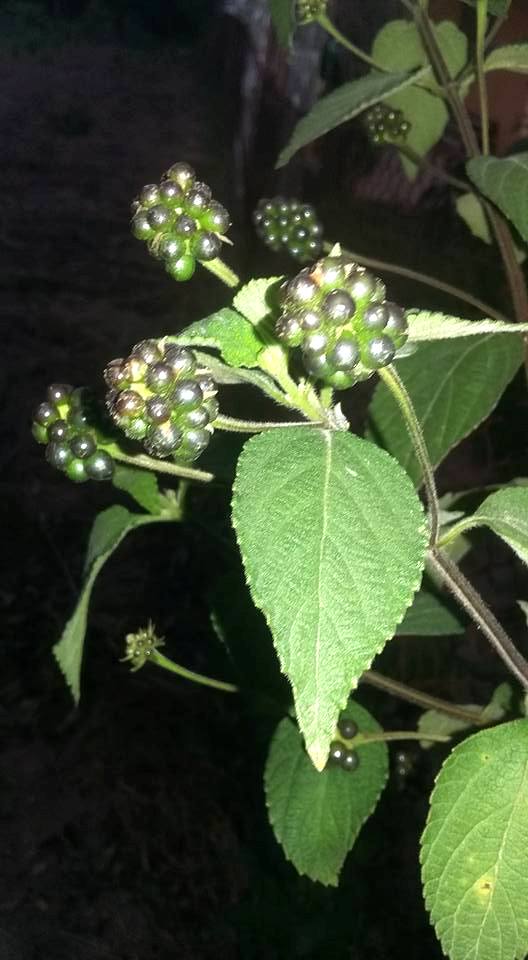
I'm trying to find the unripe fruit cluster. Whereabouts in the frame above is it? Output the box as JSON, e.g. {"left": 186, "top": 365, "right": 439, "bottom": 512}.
{"left": 328, "top": 715, "right": 360, "bottom": 772}
{"left": 296, "top": 0, "right": 327, "bottom": 22}
{"left": 365, "top": 103, "right": 411, "bottom": 145}
{"left": 253, "top": 197, "right": 323, "bottom": 263}
{"left": 105, "top": 340, "right": 218, "bottom": 462}
{"left": 276, "top": 255, "right": 409, "bottom": 388}
{"left": 32, "top": 384, "right": 115, "bottom": 483}
{"left": 131, "top": 162, "right": 231, "bottom": 282}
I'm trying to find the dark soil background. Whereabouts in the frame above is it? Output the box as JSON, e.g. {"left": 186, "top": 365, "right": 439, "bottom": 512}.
{"left": 2, "top": 4, "right": 528, "bottom": 958}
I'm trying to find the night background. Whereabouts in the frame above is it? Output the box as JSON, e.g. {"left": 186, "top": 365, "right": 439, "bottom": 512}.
{"left": 2, "top": 0, "right": 528, "bottom": 957}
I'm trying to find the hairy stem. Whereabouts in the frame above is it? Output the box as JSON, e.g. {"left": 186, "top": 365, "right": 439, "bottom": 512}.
{"left": 322, "top": 241, "right": 510, "bottom": 323}
{"left": 215, "top": 414, "right": 324, "bottom": 433}
{"left": 317, "top": 12, "right": 381, "bottom": 70}
{"left": 378, "top": 365, "right": 440, "bottom": 544}
{"left": 429, "top": 548, "right": 528, "bottom": 689}
{"left": 202, "top": 257, "right": 241, "bottom": 288}
{"left": 362, "top": 670, "right": 486, "bottom": 724}
{"left": 476, "top": 0, "right": 490, "bottom": 155}
{"left": 355, "top": 730, "right": 450, "bottom": 746}
{"left": 111, "top": 449, "right": 214, "bottom": 483}
{"left": 152, "top": 651, "right": 238, "bottom": 693}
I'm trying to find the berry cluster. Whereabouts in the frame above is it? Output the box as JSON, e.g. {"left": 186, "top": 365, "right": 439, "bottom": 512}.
{"left": 328, "top": 715, "right": 360, "bottom": 772}
{"left": 364, "top": 103, "right": 411, "bottom": 145}
{"left": 32, "top": 384, "right": 115, "bottom": 483}
{"left": 105, "top": 340, "right": 218, "bottom": 462}
{"left": 275, "top": 255, "right": 409, "bottom": 389}
{"left": 253, "top": 197, "right": 323, "bottom": 263}
{"left": 296, "top": 0, "right": 327, "bottom": 23}
{"left": 131, "top": 162, "right": 231, "bottom": 282}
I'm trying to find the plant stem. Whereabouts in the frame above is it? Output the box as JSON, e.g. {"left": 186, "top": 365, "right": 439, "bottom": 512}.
{"left": 396, "top": 141, "right": 469, "bottom": 191}
{"left": 215, "top": 414, "right": 324, "bottom": 433}
{"left": 436, "top": 516, "right": 481, "bottom": 549}
{"left": 152, "top": 650, "right": 238, "bottom": 693}
{"left": 317, "top": 12, "right": 381, "bottom": 70}
{"left": 429, "top": 548, "right": 528, "bottom": 690}
{"left": 111, "top": 449, "right": 214, "bottom": 483}
{"left": 362, "top": 669, "right": 486, "bottom": 724}
{"left": 476, "top": 0, "right": 490, "bottom": 155}
{"left": 355, "top": 730, "right": 451, "bottom": 746}
{"left": 322, "top": 241, "right": 510, "bottom": 323}
{"left": 378, "top": 365, "right": 440, "bottom": 544}
{"left": 202, "top": 257, "right": 240, "bottom": 288}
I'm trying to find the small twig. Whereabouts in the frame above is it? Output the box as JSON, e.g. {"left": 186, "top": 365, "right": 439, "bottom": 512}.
{"left": 111, "top": 449, "right": 214, "bottom": 483}
{"left": 475, "top": 0, "right": 490, "bottom": 155}
{"left": 362, "top": 670, "right": 486, "bottom": 725}
{"left": 152, "top": 650, "right": 238, "bottom": 693}
{"left": 355, "top": 730, "right": 451, "bottom": 746}
{"left": 316, "top": 12, "right": 381, "bottom": 71}
{"left": 396, "top": 141, "right": 469, "bottom": 191}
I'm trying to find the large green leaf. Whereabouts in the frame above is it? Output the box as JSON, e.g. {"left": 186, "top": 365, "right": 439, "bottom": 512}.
{"left": 485, "top": 44, "right": 528, "bottom": 75}
{"left": 421, "top": 719, "right": 528, "bottom": 960}
{"left": 232, "top": 428, "right": 428, "bottom": 769}
{"left": 172, "top": 307, "right": 265, "bottom": 368}
{"left": 397, "top": 587, "right": 464, "bottom": 636}
{"left": 112, "top": 465, "right": 162, "bottom": 515}
{"left": 407, "top": 309, "right": 528, "bottom": 341}
{"left": 467, "top": 154, "right": 528, "bottom": 245}
{"left": 276, "top": 70, "right": 420, "bottom": 168}
{"left": 474, "top": 486, "right": 528, "bottom": 565}
{"left": 53, "top": 506, "right": 168, "bottom": 702}
{"left": 368, "top": 335, "right": 523, "bottom": 486}
{"left": 372, "top": 20, "right": 467, "bottom": 178}
{"left": 265, "top": 700, "right": 388, "bottom": 885}
{"left": 233, "top": 277, "right": 282, "bottom": 328}
{"left": 455, "top": 193, "right": 526, "bottom": 263}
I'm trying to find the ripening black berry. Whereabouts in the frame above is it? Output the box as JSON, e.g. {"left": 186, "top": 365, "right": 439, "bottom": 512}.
{"left": 322, "top": 290, "right": 355, "bottom": 324}
{"left": 341, "top": 750, "right": 360, "bottom": 772}
{"left": 328, "top": 741, "right": 347, "bottom": 765}
{"left": 46, "top": 441, "right": 72, "bottom": 469}
{"left": 48, "top": 419, "right": 70, "bottom": 442}
{"left": 165, "top": 161, "right": 195, "bottom": 191}
{"left": 338, "top": 717, "right": 358, "bottom": 740}
{"left": 105, "top": 340, "right": 216, "bottom": 462}
{"left": 35, "top": 402, "right": 58, "bottom": 427}
{"left": 147, "top": 204, "right": 172, "bottom": 230}
{"left": 364, "top": 103, "right": 411, "bottom": 145}
{"left": 190, "top": 230, "right": 221, "bottom": 262}
{"left": 365, "top": 335, "right": 396, "bottom": 366}
{"left": 34, "top": 383, "right": 116, "bottom": 483}
{"left": 140, "top": 184, "right": 160, "bottom": 207}
{"left": 158, "top": 179, "right": 183, "bottom": 206}
{"left": 70, "top": 432, "right": 97, "bottom": 459}
{"left": 47, "top": 383, "right": 73, "bottom": 405}
{"left": 85, "top": 450, "right": 114, "bottom": 481}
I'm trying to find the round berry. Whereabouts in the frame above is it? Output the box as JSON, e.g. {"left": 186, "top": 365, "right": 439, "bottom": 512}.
{"left": 316, "top": 257, "right": 346, "bottom": 289}
{"left": 70, "top": 432, "right": 96, "bottom": 459}
{"left": 341, "top": 750, "right": 360, "bottom": 772}
{"left": 70, "top": 407, "right": 90, "bottom": 429}
{"left": 298, "top": 309, "right": 322, "bottom": 331}
{"left": 125, "top": 417, "right": 149, "bottom": 440}
{"left": 177, "top": 428, "right": 211, "bottom": 460}
{"left": 157, "top": 233, "right": 185, "bottom": 261}
{"left": 202, "top": 396, "right": 219, "bottom": 421}
{"left": 304, "top": 331, "right": 328, "bottom": 355}
{"left": 165, "top": 162, "right": 195, "bottom": 191}
{"left": 384, "top": 303, "right": 408, "bottom": 340}
{"left": 363, "top": 302, "right": 389, "bottom": 330}
{"left": 113, "top": 390, "right": 145, "bottom": 419}
{"left": 286, "top": 273, "right": 318, "bottom": 304}
{"left": 201, "top": 201, "right": 230, "bottom": 234}
{"left": 166, "top": 254, "right": 196, "bottom": 282}
{"left": 34, "top": 402, "right": 58, "bottom": 427}
{"left": 85, "top": 451, "right": 114, "bottom": 481}
{"left": 174, "top": 213, "right": 196, "bottom": 238}
{"left": 197, "top": 375, "right": 217, "bottom": 398}
{"left": 147, "top": 204, "right": 172, "bottom": 231}
{"left": 276, "top": 314, "right": 303, "bottom": 346}
{"left": 323, "top": 289, "right": 355, "bottom": 325}
{"left": 303, "top": 350, "right": 331, "bottom": 379}
{"left": 46, "top": 441, "right": 72, "bottom": 470}
{"left": 164, "top": 345, "right": 196, "bottom": 378}
{"left": 47, "top": 383, "right": 72, "bottom": 405}
{"left": 32, "top": 422, "right": 48, "bottom": 444}
{"left": 132, "top": 340, "right": 163, "bottom": 365}
{"left": 185, "top": 184, "right": 212, "bottom": 216}
{"left": 338, "top": 717, "right": 358, "bottom": 740}
{"left": 365, "top": 335, "right": 396, "bottom": 367}
{"left": 348, "top": 270, "right": 377, "bottom": 301}
{"left": 140, "top": 184, "right": 160, "bottom": 207}
{"left": 104, "top": 359, "right": 127, "bottom": 390}
{"left": 328, "top": 741, "right": 347, "bottom": 765}
{"left": 146, "top": 396, "right": 171, "bottom": 423}
{"left": 329, "top": 337, "right": 359, "bottom": 371}
{"left": 145, "top": 422, "right": 183, "bottom": 457}
{"left": 146, "top": 362, "right": 174, "bottom": 394}
{"left": 65, "top": 458, "right": 88, "bottom": 483}
{"left": 121, "top": 356, "right": 148, "bottom": 384}
{"left": 48, "top": 419, "right": 70, "bottom": 442}
{"left": 184, "top": 406, "right": 210, "bottom": 428}
{"left": 172, "top": 380, "right": 203, "bottom": 410}
{"left": 191, "top": 230, "right": 221, "bottom": 262}
{"left": 159, "top": 179, "right": 183, "bottom": 206}
{"left": 131, "top": 212, "right": 155, "bottom": 240}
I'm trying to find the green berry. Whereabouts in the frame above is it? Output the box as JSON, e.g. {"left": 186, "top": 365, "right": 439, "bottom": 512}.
{"left": 131, "top": 212, "right": 155, "bottom": 240}
{"left": 32, "top": 422, "right": 49, "bottom": 444}
{"left": 177, "top": 428, "right": 211, "bottom": 461}
{"left": 65, "top": 458, "right": 88, "bottom": 483}
{"left": 140, "top": 184, "right": 160, "bottom": 207}
{"left": 185, "top": 183, "right": 212, "bottom": 216}
{"left": 146, "top": 362, "right": 174, "bottom": 394}
{"left": 165, "top": 254, "right": 196, "bottom": 282}
{"left": 165, "top": 162, "right": 196, "bottom": 191}
{"left": 158, "top": 179, "right": 183, "bottom": 206}
{"left": 147, "top": 204, "right": 172, "bottom": 230}
{"left": 145, "top": 422, "right": 183, "bottom": 457}
{"left": 157, "top": 233, "right": 185, "bottom": 261}
{"left": 200, "top": 201, "right": 230, "bottom": 234}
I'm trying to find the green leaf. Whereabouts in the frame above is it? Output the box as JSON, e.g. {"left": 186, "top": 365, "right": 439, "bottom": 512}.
{"left": 372, "top": 20, "right": 467, "bottom": 178}
{"left": 418, "top": 683, "right": 512, "bottom": 749}
{"left": 474, "top": 486, "right": 528, "bottom": 565}
{"left": 407, "top": 309, "right": 528, "bottom": 341}
{"left": 112, "top": 465, "right": 162, "bottom": 514}
{"left": 270, "top": 0, "right": 294, "bottom": 48}
{"left": 485, "top": 43, "right": 528, "bottom": 75}
{"left": 232, "top": 428, "right": 428, "bottom": 770}
{"left": 276, "top": 70, "right": 420, "bottom": 168}
{"left": 53, "top": 506, "right": 166, "bottom": 702}
{"left": 397, "top": 588, "right": 464, "bottom": 636}
{"left": 421, "top": 719, "right": 528, "bottom": 960}
{"left": 455, "top": 193, "right": 526, "bottom": 263}
{"left": 460, "top": 0, "right": 511, "bottom": 15}
{"left": 467, "top": 154, "right": 528, "bottom": 245}
{"left": 172, "top": 307, "right": 265, "bottom": 368}
{"left": 233, "top": 276, "right": 282, "bottom": 327}
{"left": 265, "top": 701, "right": 388, "bottom": 885}
{"left": 368, "top": 335, "right": 523, "bottom": 486}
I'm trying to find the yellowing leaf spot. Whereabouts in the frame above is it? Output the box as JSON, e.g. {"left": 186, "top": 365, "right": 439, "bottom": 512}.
{"left": 474, "top": 874, "right": 494, "bottom": 901}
